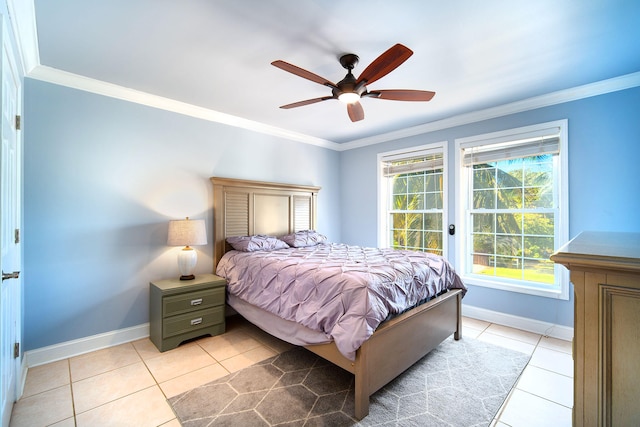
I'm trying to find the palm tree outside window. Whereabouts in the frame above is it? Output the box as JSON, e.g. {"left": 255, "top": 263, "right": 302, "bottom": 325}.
{"left": 455, "top": 120, "right": 569, "bottom": 299}
{"left": 378, "top": 142, "right": 447, "bottom": 255}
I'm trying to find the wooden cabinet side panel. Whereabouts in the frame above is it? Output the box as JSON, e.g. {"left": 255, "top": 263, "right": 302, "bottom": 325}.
{"left": 601, "top": 284, "right": 640, "bottom": 427}
{"left": 571, "top": 270, "right": 585, "bottom": 426}
{"left": 584, "top": 272, "right": 605, "bottom": 427}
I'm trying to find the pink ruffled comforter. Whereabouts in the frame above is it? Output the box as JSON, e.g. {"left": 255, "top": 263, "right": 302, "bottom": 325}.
{"left": 216, "top": 243, "right": 466, "bottom": 360}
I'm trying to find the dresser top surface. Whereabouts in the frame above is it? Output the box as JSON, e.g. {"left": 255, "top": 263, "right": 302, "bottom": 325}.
{"left": 551, "top": 231, "right": 640, "bottom": 271}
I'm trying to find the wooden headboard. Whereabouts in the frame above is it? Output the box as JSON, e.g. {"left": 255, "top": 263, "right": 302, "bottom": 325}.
{"left": 211, "top": 177, "right": 321, "bottom": 268}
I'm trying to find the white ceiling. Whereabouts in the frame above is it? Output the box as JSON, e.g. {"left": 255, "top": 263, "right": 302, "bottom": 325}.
{"left": 27, "top": 0, "right": 640, "bottom": 145}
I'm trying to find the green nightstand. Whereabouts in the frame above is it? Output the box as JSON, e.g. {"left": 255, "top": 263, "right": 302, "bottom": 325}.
{"left": 149, "top": 273, "right": 226, "bottom": 352}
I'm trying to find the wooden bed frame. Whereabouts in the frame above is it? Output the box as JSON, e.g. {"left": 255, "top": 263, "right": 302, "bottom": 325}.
{"left": 211, "top": 177, "right": 463, "bottom": 420}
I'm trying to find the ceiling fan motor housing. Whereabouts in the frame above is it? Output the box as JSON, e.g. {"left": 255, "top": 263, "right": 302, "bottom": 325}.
{"left": 334, "top": 53, "right": 366, "bottom": 99}
{"left": 333, "top": 71, "right": 366, "bottom": 99}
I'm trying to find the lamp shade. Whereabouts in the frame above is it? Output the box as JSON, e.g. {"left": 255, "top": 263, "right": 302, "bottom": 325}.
{"left": 167, "top": 218, "right": 207, "bottom": 247}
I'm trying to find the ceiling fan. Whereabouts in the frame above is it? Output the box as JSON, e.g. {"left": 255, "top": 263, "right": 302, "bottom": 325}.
{"left": 271, "top": 43, "right": 435, "bottom": 122}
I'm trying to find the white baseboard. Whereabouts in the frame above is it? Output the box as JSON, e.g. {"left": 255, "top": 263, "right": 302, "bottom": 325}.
{"left": 462, "top": 304, "right": 573, "bottom": 342}
{"left": 25, "top": 323, "right": 150, "bottom": 368}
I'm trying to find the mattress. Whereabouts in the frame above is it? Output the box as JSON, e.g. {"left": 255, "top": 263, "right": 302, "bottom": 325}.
{"left": 216, "top": 243, "right": 466, "bottom": 360}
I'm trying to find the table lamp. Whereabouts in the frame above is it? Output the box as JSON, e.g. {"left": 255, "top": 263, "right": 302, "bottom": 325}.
{"left": 167, "top": 217, "right": 207, "bottom": 280}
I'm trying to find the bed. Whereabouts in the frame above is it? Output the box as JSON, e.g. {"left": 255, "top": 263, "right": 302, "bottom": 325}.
{"left": 211, "top": 177, "right": 465, "bottom": 420}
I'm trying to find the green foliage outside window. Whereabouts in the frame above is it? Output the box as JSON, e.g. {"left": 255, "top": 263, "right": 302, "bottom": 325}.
{"left": 470, "top": 155, "right": 555, "bottom": 284}
{"left": 389, "top": 169, "right": 443, "bottom": 255}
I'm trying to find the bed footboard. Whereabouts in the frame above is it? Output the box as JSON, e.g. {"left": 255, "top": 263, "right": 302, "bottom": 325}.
{"left": 305, "top": 288, "right": 463, "bottom": 420}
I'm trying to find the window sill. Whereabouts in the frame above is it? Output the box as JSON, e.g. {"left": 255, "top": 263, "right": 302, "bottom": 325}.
{"left": 462, "top": 275, "right": 569, "bottom": 300}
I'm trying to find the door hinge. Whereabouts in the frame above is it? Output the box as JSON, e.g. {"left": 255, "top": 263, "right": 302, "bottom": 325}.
{"left": 14, "top": 342, "right": 19, "bottom": 358}
{"left": 15, "top": 229, "right": 20, "bottom": 244}
{"left": 15, "top": 115, "right": 21, "bottom": 130}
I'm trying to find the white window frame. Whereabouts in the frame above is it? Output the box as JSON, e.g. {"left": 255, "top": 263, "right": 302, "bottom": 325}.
{"left": 377, "top": 141, "right": 449, "bottom": 256}
{"left": 455, "top": 120, "right": 569, "bottom": 299}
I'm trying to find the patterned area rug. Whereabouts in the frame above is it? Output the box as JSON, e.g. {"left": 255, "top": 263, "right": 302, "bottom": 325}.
{"left": 168, "top": 336, "right": 530, "bottom": 426}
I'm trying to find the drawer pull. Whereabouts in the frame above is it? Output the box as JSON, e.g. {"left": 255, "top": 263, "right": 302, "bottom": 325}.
{"left": 190, "top": 318, "right": 203, "bottom": 326}
{"left": 190, "top": 298, "right": 203, "bottom": 306}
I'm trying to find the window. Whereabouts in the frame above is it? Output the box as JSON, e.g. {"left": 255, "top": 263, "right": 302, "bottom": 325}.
{"left": 378, "top": 142, "right": 447, "bottom": 255}
{"left": 455, "top": 120, "right": 569, "bottom": 299}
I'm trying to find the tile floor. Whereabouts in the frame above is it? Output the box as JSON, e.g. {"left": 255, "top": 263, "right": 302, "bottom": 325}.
{"left": 10, "top": 315, "right": 573, "bottom": 426}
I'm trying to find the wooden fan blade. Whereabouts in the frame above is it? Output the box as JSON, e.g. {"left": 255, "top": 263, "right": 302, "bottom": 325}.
{"left": 369, "top": 89, "right": 436, "bottom": 101}
{"left": 356, "top": 44, "right": 413, "bottom": 86}
{"left": 347, "top": 102, "right": 364, "bottom": 122}
{"left": 279, "top": 96, "right": 334, "bottom": 109}
{"left": 272, "top": 60, "right": 337, "bottom": 88}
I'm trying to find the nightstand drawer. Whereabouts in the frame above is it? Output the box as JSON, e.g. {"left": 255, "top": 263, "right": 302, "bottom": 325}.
{"left": 162, "top": 286, "right": 225, "bottom": 317}
{"left": 162, "top": 306, "right": 224, "bottom": 339}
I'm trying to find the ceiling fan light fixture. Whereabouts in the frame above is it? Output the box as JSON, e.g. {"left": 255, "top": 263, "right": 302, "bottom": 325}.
{"left": 338, "top": 92, "right": 360, "bottom": 104}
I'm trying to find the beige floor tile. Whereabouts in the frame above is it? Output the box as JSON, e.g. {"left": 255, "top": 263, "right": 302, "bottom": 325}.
{"left": 143, "top": 343, "right": 215, "bottom": 383}
{"left": 219, "top": 346, "right": 277, "bottom": 373}
{"left": 22, "top": 359, "right": 70, "bottom": 398}
{"left": 70, "top": 343, "right": 141, "bottom": 381}
{"left": 485, "top": 324, "right": 542, "bottom": 345}
{"left": 478, "top": 332, "right": 536, "bottom": 355}
{"left": 75, "top": 386, "right": 175, "bottom": 427}
{"left": 159, "top": 419, "right": 182, "bottom": 427}
{"left": 498, "top": 389, "right": 572, "bottom": 427}
{"left": 49, "top": 417, "right": 76, "bottom": 427}
{"left": 72, "top": 361, "right": 157, "bottom": 413}
{"left": 538, "top": 335, "right": 573, "bottom": 354}
{"left": 10, "top": 385, "right": 73, "bottom": 427}
{"left": 462, "top": 316, "right": 491, "bottom": 331}
{"left": 197, "top": 330, "right": 263, "bottom": 361}
{"left": 529, "top": 346, "right": 573, "bottom": 377}
{"left": 132, "top": 338, "right": 164, "bottom": 360}
{"left": 515, "top": 365, "right": 573, "bottom": 408}
{"left": 159, "top": 363, "right": 230, "bottom": 398}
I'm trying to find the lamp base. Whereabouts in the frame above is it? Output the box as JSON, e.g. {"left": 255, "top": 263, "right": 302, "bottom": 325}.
{"left": 176, "top": 247, "right": 198, "bottom": 281}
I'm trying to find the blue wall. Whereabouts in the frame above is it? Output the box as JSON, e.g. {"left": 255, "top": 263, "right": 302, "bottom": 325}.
{"left": 23, "top": 77, "right": 640, "bottom": 351}
{"left": 340, "top": 86, "right": 640, "bottom": 327}
{"left": 23, "top": 79, "right": 341, "bottom": 351}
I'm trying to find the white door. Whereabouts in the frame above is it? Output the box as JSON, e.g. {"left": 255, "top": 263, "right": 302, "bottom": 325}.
{"left": 0, "top": 20, "right": 22, "bottom": 427}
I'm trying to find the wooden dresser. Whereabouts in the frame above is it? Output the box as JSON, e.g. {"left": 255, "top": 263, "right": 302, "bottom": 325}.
{"left": 551, "top": 231, "right": 640, "bottom": 426}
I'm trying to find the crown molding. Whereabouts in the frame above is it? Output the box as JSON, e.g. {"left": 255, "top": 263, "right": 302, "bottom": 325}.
{"left": 27, "top": 66, "right": 640, "bottom": 152}
{"left": 339, "top": 71, "right": 640, "bottom": 150}
{"left": 28, "top": 65, "right": 340, "bottom": 150}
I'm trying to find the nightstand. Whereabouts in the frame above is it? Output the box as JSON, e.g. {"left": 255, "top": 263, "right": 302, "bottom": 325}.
{"left": 149, "top": 273, "right": 226, "bottom": 352}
